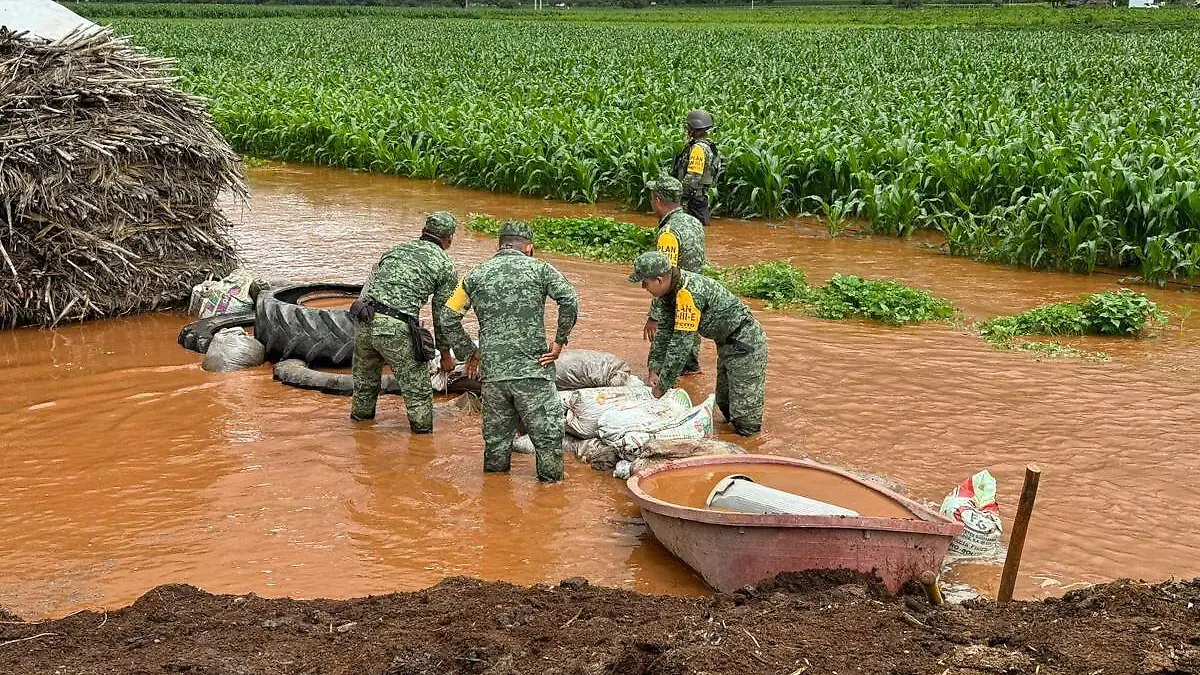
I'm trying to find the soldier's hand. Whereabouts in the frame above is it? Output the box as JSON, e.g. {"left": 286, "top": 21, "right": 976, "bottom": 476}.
{"left": 643, "top": 318, "right": 658, "bottom": 341}
{"left": 465, "top": 351, "right": 481, "bottom": 380}
{"left": 647, "top": 371, "right": 660, "bottom": 393}
{"left": 439, "top": 351, "right": 456, "bottom": 374}
{"left": 538, "top": 342, "right": 563, "bottom": 367}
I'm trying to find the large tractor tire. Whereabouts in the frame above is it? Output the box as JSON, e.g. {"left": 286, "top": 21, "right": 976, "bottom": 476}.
{"left": 255, "top": 284, "right": 360, "bottom": 366}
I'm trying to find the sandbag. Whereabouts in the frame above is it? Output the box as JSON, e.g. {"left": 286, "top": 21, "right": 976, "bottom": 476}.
{"left": 564, "top": 385, "right": 654, "bottom": 439}
{"left": 554, "top": 350, "right": 634, "bottom": 390}
{"left": 191, "top": 270, "right": 265, "bottom": 319}
{"left": 596, "top": 388, "right": 693, "bottom": 447}
{"left": 202, "top": 327, "right": 266, "bottom": 372}
{"left": 567, "top": 437, "right": 619, "bottom": 471}
{"left": 616, "top": 394, "right": 716, "bottom": 456}
{"left": 614, "top": 438, "right": 744, "bottom": 479}
{"left": 512, "top": 435, "right": 535, "bottom": 454}
{"left": 428, "top": 350, "right": 481, "bottom": 394}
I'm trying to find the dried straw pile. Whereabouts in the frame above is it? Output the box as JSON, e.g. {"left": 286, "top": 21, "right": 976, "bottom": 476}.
{"left": 0, "top": 27, "right": 245, "bottom": 328}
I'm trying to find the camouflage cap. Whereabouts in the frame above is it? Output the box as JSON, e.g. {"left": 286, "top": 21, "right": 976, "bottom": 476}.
{"left": 628, "top": 251, "right": 673, "bottom": 282}
{"left": 499, "top": 220, "right": 534, "bottom": 241}
{"left": 423, "top": 211, "right": 458, "bottom": 237}
{"left": 647, "top": 176, "right": 683, "bottom": 203}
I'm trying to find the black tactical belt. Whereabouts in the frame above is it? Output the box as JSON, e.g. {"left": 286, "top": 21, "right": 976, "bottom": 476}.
{"left": 367, "top": 298, "right": 434, "bottom": 362}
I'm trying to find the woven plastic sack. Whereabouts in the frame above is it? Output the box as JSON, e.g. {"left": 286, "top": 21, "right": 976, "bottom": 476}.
{"left": 567, "top": 437, "right": 618, "bottom": 471}
{"left": 202, "top": 327, "right": 265, "bottom": 372}
{"left": 940, "top": 470, "right": 1004, "bottom": 559}
{"left": 616, "top": 394, "right": 715, "bottom": 456}
{"left": 564, "top": 385, "right": 654, "bottom": 439}
{"left": 628, "top": 437, "right": 744, "bottom": 476}
{"left": 194, "top": 270, "right": 260, "bottom": 319}
{"left": 554, "top": 350, "right": 634, "bottom": 390}
{"left": 596, "top": 388, "right": 692, "bottom": 447}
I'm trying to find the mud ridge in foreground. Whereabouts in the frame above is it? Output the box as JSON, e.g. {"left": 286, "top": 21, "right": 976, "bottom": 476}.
{"left": 2, "top": 571, "right": 1198, "bottom": 675}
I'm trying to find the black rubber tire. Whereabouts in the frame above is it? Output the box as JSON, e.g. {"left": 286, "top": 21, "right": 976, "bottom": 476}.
{"left": 273, "top": 359, "right": 482, "bottom": 396}
{"left": 273, "top": 359, "right": 396, "bottom": 396}
{"left": 178, "top": 311, "right": 257, "bottom": 354}
{"left": 256, "top": 284, "right": 360, "bottom": 367}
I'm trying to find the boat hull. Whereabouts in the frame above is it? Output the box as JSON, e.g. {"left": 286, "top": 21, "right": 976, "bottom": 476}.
{"left": 627, "top": 455, "right": 963, "bottom": 593}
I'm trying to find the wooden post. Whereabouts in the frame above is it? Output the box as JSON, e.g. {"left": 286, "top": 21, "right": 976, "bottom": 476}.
{"left": 997, "top": 465, "right": 1041, "bottom": 603}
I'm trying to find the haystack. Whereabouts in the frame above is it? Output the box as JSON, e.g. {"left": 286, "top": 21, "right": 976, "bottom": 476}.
{"left": 0, "top": 17, "right": 245, "bottom": 328}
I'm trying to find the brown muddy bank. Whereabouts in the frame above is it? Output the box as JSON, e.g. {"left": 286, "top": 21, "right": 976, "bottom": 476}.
{"left": 1, "top": 163, "right": 1199, "bottom": 621}
{"left": 2, "top": 574, "right": 1198, "bottom": 675}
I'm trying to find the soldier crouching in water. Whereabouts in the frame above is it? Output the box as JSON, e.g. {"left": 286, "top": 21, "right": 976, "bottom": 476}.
{"left": 442, "top": 221, "right": 580, "bottom": 483}
{"left": 347, "top": 211, "right": 466, "bottom": 432}
{"left": 630, "top": 251, "right": 767, "bottom": 437}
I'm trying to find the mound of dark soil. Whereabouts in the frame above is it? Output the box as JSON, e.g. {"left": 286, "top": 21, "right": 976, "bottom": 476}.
{"left": 2, "top": 573, "right": 1198, "bottom": 675}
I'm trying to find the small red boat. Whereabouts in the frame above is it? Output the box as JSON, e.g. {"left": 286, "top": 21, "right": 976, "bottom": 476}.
{"left": 626, "top": 454, "right": 963, "bottom": 593}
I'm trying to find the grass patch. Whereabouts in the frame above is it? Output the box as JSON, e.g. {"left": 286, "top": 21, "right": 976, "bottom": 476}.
{"left": 466, "top": 215, "right": 653, "bottom": 263}
{"left": 707, "top": 261, "right": 953, "bottom": 326}
{"left": 241, "top": 155, "right": 269, "bottom": 168}
{"left": 1013, "top": 340, "right": 1108, "bottom": 362}
{"left": 704, "top": 261, "right": 808, "bottom": 308}
{"left": 810, "top": 274, "right": 954, "bottom": 326}
{"left": 979, "top": 289, "right": 1166, "bottom": 345}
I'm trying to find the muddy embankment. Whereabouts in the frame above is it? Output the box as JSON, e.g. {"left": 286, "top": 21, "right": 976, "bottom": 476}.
{"left": 2, "top": 573, "right": 1199, "bottom": 675}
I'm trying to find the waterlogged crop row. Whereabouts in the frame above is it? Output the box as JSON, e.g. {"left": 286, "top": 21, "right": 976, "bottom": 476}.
{"left": 115, "top": 17, "right": 1200, "bottom": 282}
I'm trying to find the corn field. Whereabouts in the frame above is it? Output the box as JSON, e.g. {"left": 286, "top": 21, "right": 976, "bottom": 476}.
{"left": 113, "top": 16, "right": 1200, "bottom": 282}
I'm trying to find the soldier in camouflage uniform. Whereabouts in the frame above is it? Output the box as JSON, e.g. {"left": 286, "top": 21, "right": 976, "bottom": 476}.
{"left": 443, "top": 221, "right": 579, "bottom": 482}
{"left": 349, "top": 211, "right": 467, "bottom": 432}
{"left": 630, "top": 251, "right": 767, "bottom": 436}
{"left": 643, "top": 175, "right": 706, "bottom": 376}
{"left": 672, "top": 109, "right": 721, "bottom": 227}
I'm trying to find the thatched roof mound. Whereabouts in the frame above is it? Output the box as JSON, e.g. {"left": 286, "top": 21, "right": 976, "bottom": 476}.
{"left": 0, "top": 26, "right": 245, "bottom": 328}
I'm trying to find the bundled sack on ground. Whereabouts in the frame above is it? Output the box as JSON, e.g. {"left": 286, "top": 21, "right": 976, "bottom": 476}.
{"left": 598, "top": 389, "right": 716, "bottom": 455}
{"left": 190, "top": 271, "right": 268, "bottom": 319}
{"left": 0, "top": 27, "right": 244, "bottom": 328}
{"left": 613, "top": 438, "right": 745, "bottom": 480}
{"left": 554, "top": 350, "right": 641, "bottom": 390}
{"left": 202, "top": 327, "right": 265, "bottom": 372}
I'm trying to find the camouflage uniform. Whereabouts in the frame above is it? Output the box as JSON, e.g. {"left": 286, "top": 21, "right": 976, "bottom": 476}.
{"left": 443, "top": 221, "right": 579, "bottom": 482}
{"left": 647, "top": 176, "right": 707, "bottom": 374}
{"left": 632, "top": 252, "right": 767, "bottom": 436}
{"left": 351, "top": 212, "right": 466, "bottom": 432}
{"left": 673, "top": 135, "right": 720, "bottom": 227}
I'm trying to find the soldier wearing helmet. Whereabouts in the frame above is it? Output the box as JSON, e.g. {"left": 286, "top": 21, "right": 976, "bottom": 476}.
{"left": 672, "top": 109, "right": 722, "bottom": 227}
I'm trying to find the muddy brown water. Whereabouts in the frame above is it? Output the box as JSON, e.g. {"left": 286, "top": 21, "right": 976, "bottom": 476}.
{"left": 2, "top": 163, "right": 1199, "bottom": 619}
{"left": 639, "top": 463, "right": 917, "bottom": 519}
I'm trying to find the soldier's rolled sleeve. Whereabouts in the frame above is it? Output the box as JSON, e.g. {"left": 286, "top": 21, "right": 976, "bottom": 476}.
{"left": 546, "top": 266, "right": 579, "bottom": 345}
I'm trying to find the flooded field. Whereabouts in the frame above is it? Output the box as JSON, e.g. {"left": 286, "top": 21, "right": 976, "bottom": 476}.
{"left": 2, "top": 163, "right": 1198, "bottom": 619}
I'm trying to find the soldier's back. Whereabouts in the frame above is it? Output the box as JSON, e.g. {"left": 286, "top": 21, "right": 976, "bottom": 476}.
{"left": 368, "top": 239, "right": 453, "bottom": 315}
{"left": 463, "top": 250, "right": 555, "bottom": 381}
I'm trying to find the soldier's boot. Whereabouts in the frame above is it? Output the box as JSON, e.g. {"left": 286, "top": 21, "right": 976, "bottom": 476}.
{"left": 351, "top": 331, "right": 384, "bottom": 421}
{"left": 481, "top": 382, "right": 517, "bottom": 473}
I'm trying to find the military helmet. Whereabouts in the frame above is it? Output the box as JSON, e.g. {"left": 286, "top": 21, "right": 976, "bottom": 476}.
{"left": 423, "top": 211, "right": 458, "bottom": 238}
{"left": 499, "top": 220, "right": 534, "bottom": 241}
{"left": 685, "top": 109, "right": 714, "bottom": 131}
